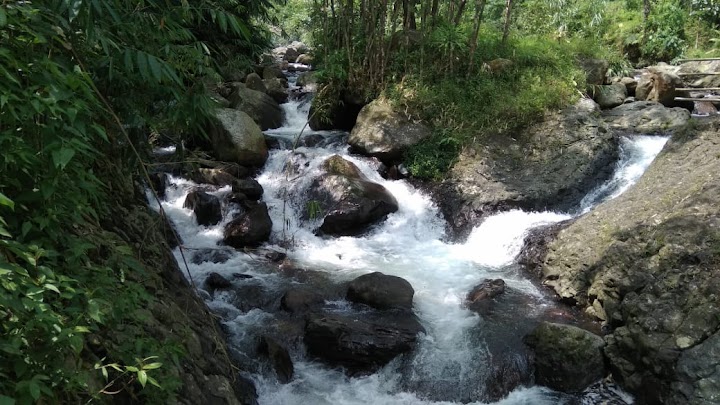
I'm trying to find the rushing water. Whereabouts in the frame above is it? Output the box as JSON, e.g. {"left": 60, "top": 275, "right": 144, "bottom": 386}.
{"left": 152, "top": 77, "right": 668, "bottom": 404}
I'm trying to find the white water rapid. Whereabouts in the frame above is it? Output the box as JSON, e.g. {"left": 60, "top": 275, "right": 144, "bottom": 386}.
{"left": 152, "top": 81, "right": 668, "bottom": 404}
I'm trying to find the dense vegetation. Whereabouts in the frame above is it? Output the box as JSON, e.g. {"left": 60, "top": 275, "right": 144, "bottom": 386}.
{"left": 0, "top": 0, "right": 276, "bottom": 402}
{"left": 276, "top": 0, "right": 720, "bottom": 178}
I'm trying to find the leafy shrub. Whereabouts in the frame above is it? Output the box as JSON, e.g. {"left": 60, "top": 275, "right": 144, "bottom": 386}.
{"left": 642, "top": 0, "right": 687, "bottom": 61}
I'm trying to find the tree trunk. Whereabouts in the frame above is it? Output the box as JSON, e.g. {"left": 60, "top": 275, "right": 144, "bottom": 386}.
{"left": 501, "top": 0, "right": 513, "bottom": 44}
{"left": 467, "top": 0, "right": 486, "bottom": 76}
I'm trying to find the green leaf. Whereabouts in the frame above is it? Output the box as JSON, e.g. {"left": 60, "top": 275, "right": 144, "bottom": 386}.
{"left": 0, "top": 8, "right": 7, "bottom": 28}
{"left": 29, "top": 380, "right": 40, "bottom": 400}
{"left": 125, "top": 366, "right": 139, "bottom": 373}
{"left": 136, "top": 51, "right": 149, "bottom": 81}
{"left": 137, "top": 370, "right": 147, "bottom": 388}
{"left": 0, "top": 394, "right": 16, "bottom": 405}
{"left": 43, "top": 284, "right": 60, "bottom": 294}
{"left": 147, "top": 55, "right": 162, "bottom": 83}
{"left": 51, "top": 147, "right": 75, "bottom": 169}
{"left": 21, "top": 222, "right": 32, "bottom": 238}
{"left": 0, "top": 193, "right": 14, "bottom": 210}
{"left": 142, "top": 362, "right": 162, "bottom": 370}
{"left": 147, "top": 375, "right": 162, "bottom": 388}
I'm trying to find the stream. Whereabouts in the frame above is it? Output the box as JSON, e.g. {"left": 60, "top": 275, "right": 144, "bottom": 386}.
{"left": 152, "top": 75, "right": 668, "bottom": 405}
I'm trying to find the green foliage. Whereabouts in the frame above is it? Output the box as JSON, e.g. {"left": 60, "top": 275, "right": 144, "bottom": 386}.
{"left": 269, "top": 0, "right": 314, "bottom": 43}
{"left": 0, "top": 0, "right": 274, "bottom": 402}
{"left": 642, "top": 0, "right": 687, "bottom": 62}
{"left": 397, "top": 34, "right": 584, "bottom": 179}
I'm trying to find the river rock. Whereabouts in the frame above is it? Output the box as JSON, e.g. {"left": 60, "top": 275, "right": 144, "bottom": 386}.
{"left": 149, "top": 172, "right": 169, "bottom": 199}
{"left": 620, "top": 77, "right": 637, "bottom": 96}
{"left": 191, "top": 248, "right": 232, "bottom": 265}
{"left": 295, "top": 54, "right": 313, "bottom": 65}
{"left": 296, "top": 72, "right": 317, "bottom": 90}
{"left": 283, "top": 47, "right": 300, "bottom": 62}
{"left": 263, "top": 78, "right": 288, "bottom": 104}
{"left": 635, "top": 69, "right": 684, "bottom": 107}
{"left": 535, "top": 118, "right": 720, "bottom": 403}
{"left": 262, "top": 65, "right": 285, "bottom": 80}
{"left": 465, "top": 279, "right": 506, "bottom": 313}
{"left": 579, "top": 58, "right": 609, "bottom": 85}
{"left": 232, "top": 178, "right": 263, "bottom": 201}
{"left": 290, "top": 41, "right": 309, "bottom": 54}
{"left": 602, "top": 101, "right": 690, "bottom": 134}
{"left": 308, "top": 155, "right": 399, "bottom": 236}
{"left": 205, "top": 272, "right": 232, "bottom": 290}
{"left": 524, "top": 322, "right": 606, "bottom": 393}
{"left": 223, "top": 202, "right": 272, "bottom": 248}
{"left": 438, "top": 98, "right": 617, "bottom": 240}
{"left": 259, "top": 336, "right": 294, "bottom": 383}
{"left": 347, "top": 272, "right": 414, "bottom": 310}
{"left": 210, "top": 108, "right": 269, "bottom": 166}
{"left": 280, "top": 288, "right": 324, "bottom": 313}
{"left": 304, "top": 311, "right": 425, "bottom": 374}
{"left": 184, "top": 190, "right": 222, "bottom": 226}
{"left": 594, "top": 83, "right": 627, "bottom": 109}
{"left": 677, "top": 60, "right": 720, "bottom": 88}
{"left": 227, "top": 83, "right": 284, "bottom": 130}
{"left": 245, "top": 72, "right": 266, "bottom": 93}
{"left": 348, "top": 98, "right": 431, "bottom": 163}
{"left": 190, "top": 167, "right": 239, "bottom": 187}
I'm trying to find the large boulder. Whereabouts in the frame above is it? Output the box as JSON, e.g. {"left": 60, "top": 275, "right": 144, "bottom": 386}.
{"left": 258, "top": 336, "right": 294, "bottom": 384}
{"left": 523, "top": 322, "right": 606, "bottom": 393}
{"left": 308, "top": 155, "right": 399, "bottom": 236}
{"left": 304, "top": 311, "right": 424, "bottom": 374}
{"left": 594, "top": 83, "right": 627, "bottom": 109}
{"left": 534, "top": 118, "right": 720, "bottom": 403}
{"left": 295, "top": 54, "right": 313, "bottom": 65}
{"left": 438, "top": 98, "right": 617, "bottom": 240}
{"left": 262, "top": 65, "right": 285, "bottom": 80}
{"left": 346, "top": 272, "right": 414, "bottom": 310}
{"left": 579, "top": 58, "right": 609, "bottom": 85}
{"left": 348, "top": 98, "right": 431, "bottom": 163}
{"left": 223, "top": 202, "right": 272, "bottom": 248}
{"left": 210, "top": 108, "right": 269, "bottom": 166}
{"left": 283, "top": 47, "right": 300, "bottom": 62}
{"left": 183, "top": 190, "right": 222, "bottom": 226}
{"left": 227, "top": 83, "right": 284, "bottom": 130}
{"left": 677, "top": 60, "right": 720, "bottom": 88}
{"left": 635, "top": 69, "right": 684, "bottom": 107}
{"left": 602, "top": 101, "right": 690, "bottom": 134}
{"left": 263, "top": 78, "right": 288, "bottom": 104}
{"left": 245, "top": 72, "right": 266, "bottom": 93}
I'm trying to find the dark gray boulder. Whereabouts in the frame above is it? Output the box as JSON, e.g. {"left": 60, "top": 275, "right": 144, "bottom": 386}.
{"left": 184, "top": 190, "right": 222, "bottom": 226}
{"left": 347, "top": 272, "right": 414, "bottom": 310}
{"left": 308, "top": 155, "right": 398, "bottom": 236}
{"left": 602, "top": 101, "right": 690, "bottom": 134}
{"left": 280, "top": 289, "right": 324, "bottom": 314}
{"left": 210, "top": 108, "right": 269, "bottom": 166}
{"left": 304, "top": 311, "right": 424, "bottom": 374}
{"left": 205, "top": 272, "right": 232, "bottom": 290}
{"left": 259, "top": 336, "right": 294, "bottom": 384}
{"left": 223, "top": 202, "right": 272, "bottom": 248}
{"left": 594, "top": 83, "right": 627, "bottom": 109}
{"left": 263, "top": 78, "right": 288, "bottom": 104}
{"left": 524, "top": 322, "right": 606, "bottom": 393}
{"left": 465, "top": 279, "right": 506, "bottom": 313}
{"left": 245, "top": 72, "right": 267, "bottom": 93}
{"left": 227, "top": 83, "right": 284, "bottom": 130}
{"left": 438, "top": 98, "right": 617, "bottom": 240}
{"left": 232, "top": 178, "right": 264, "bottom": 201}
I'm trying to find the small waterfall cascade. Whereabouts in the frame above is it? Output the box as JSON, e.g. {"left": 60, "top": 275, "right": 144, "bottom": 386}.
{"left": 150, "top": 78, "right": 668, "bottom": 405}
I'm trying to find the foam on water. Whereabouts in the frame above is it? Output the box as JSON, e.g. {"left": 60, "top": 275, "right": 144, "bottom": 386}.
{"left": 154, "top": 96, "right": 667, "bottom": 404}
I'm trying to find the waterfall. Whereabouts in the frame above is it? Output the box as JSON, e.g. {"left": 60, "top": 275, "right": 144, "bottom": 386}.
{"left": 152, "top": 89, "right": 667, "bottom": 404}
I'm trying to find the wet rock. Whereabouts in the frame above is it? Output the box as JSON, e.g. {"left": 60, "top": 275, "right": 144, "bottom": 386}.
{"left": 347, "top": 272, "right": 414, "bottom": 310}
{"left": 190, "top": 167, "right": 238, "bottom": 187}
{"left": 259, "top": 336, "right": 294, "bottom": 383}
{"left": 524, "top": 322, "right": 606, "bottom": 393}
{"left": 308, "top": 155, "right": 398, "bottom": 236}
{"left": 264, "top": 250, "right": 286, "bottom": 262}
{"left": 298, "top": 133, "right": 325, "bottom": 148}
{"left": 296, "top": 72, "right": 317, "bottom": 91}
{"left": 223, "top": 202, "right": 272, "bottom": 248}
{"left": 191, "top": 248, "right": 232, "bottom": 265}
{"left": 245, "top": 72, "right": 267, "bottom": 93}
{"left": 518, "top": 221, "right": 573, "bottom": 278}
{"left": 536, "top": 119, "right": 720, "bottom": 403}
{"left": 262, "top": 65, "right": 285, "bottom": 80}
{"left": 636, "top": 69, "right": 684, "bottom": 107}
{"left": 263, "top": 78, "right": 288, "bottom": 104}
{"left": 308, "top": 88, "right": 364, "bottom": 131}
{"left": 280, "top": 289, "right": 324, "bottom": 313}
{"left": 184, "top": 190, "right": 222, "bottom": 226}
{"left": 602, "top": 101, "right": 690, "bottom": 134}
{"left": 594, "top": 83, "right": 627, "bottom": 109}
{"left": 465, "top": 279, "right": 506, "bottom": 313}
{"left": 205, "top": 272, "right": 232, "bottom": 290}
{"left": 264, "top": 135, "right": 283, "bottom": 150}
{"left": 210, "top": 108, "right": 269, "bottom": 166}
{"left": 348, "top": 98, "right": 431, "bottom": 163}
{"left": 148, "top": 172, "right": 169, "bottom": 199}
{"left": 226, "top": 192, "right": 249, "bottom": 206}
{"left": 227, "top": 83, "right": 284, "bottom": 130}
{"left": 232, "top": 178, "right": 263, "bottom": 201}
{"left": 620, "top": 77, "right": 637, "bottom": 96}
{"left": 296, "top": 54, "right": 313, "bottom": 65}
{"left": 439, "top": 98, "right": 617, "bottom": 240}
{"left": 304, "top": 311, "right": 425, "bottom": 374}
{"left": 283, "top": 47, "right": 299, "bottom": 62}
